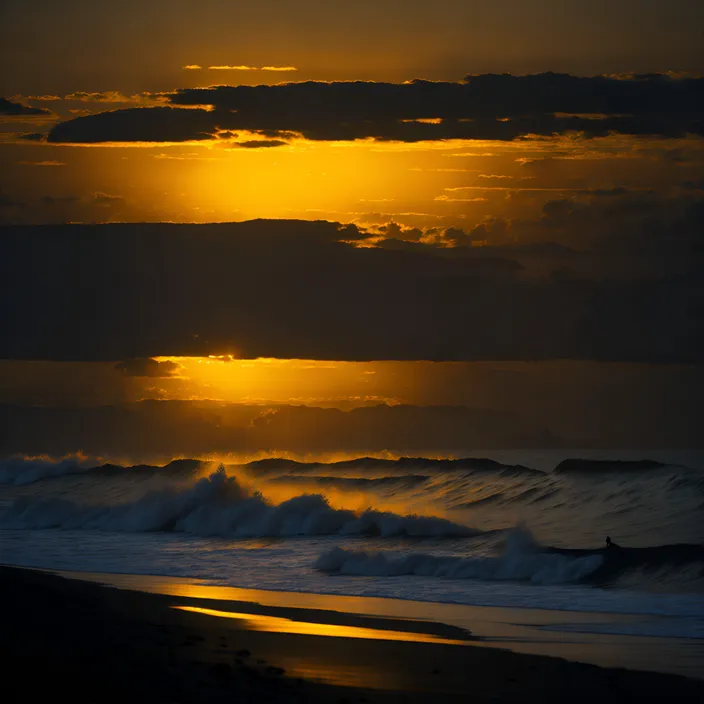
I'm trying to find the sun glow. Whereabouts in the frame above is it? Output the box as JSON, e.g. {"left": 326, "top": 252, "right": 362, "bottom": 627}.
{"left": 181, "top": 140, "right": 412, "bottom": 219}
{"left": 29, "top": 130, "right": 692, "bottom": 227}
{"left": 155, "top": 356, "right": 405, "bottom": 406}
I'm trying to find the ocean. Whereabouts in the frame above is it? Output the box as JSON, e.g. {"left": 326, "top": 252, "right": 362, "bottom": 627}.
{"left": 2, "top": 449, "right": 703, "bottom": 646}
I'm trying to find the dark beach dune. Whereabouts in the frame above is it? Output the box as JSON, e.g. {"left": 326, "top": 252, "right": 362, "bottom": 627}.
{"left": 2, "top": 566, "right": 703, "bottom": 703}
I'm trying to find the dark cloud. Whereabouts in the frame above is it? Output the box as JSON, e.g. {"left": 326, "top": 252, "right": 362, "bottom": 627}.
{"left": 253, "top": 130, "right": 299, "bottom": 140}
{"left": 1, "top": 218, "right": 701, "bottom": 363}
{"left": 46, "top": 74, "right": 704, "bottom": 143}
{"left": 0, "top": 98, "right": 52, "bottom": 117}
{"left": 169, "top": 73, "right": 704, "bottom": 139}
{"left": 376, "top": 191, "right": 703, "bottom": 279}
{"left": 0, "top": 401, "right": 555, "bottom": 458}
{"left": 586, "top": 187, "right": 632, "bottom": 197}
{"left": 235, "top": 139, "right": 289, "bottom": 149}
{"left": 18, "top": 160, "right": 65, "bottom": 167}
{"left": 64, "top": 92, "right": 140, "bottom": 103}
{"left": 48, "top": 107, "right": 217, "bottom": 143}
{"left": 18, "top": 132, "right": 46, "bottom": 141}
{"left": 91, "top": 192, "right": 125, "bottom": 206}
{"left": 40, "top": 195, "right": 80, "bottom": 206}
{"left": 2, "top": 357, "right": 702, "bottom": 451}
{"left": 1, "top": 193, "right": 130, "bottom": 226}
{"left": 115, "top": 358, "right": 179, "bottom": 377}
{"left": 4, "top": 379, "right": 702, "bottom": 456}
{"left": 377, "top": 222, "right": 424, "bottom": 242}
{"left": 18, "top": 95, "right": 62, "bottom": 102}
{"left": 530, "top": 191, "right": 704, "bottom": 255}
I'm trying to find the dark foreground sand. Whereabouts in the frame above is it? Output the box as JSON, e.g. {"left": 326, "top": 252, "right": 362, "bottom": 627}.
{"left": 2, "top": 566, "right": 703, "bottom": 703}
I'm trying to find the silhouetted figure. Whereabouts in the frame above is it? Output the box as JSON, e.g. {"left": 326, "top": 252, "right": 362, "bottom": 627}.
{"left": 605, "top": 536, "right": 613, "bottom": 548}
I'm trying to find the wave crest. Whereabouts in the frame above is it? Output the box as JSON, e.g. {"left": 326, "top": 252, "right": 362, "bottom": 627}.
{"left": 0, "top": 456, "right": 203, "bottom": 486}
{"left": 0, "top": 467, "right": 477, "bottom": 538}
{"left": 0, "top": 455, "right": 101, "bottom": 486}
{"left": 247, "top": 456, "right": 543, "bottom": 476}
{"left": 554, "top": 458, "right": 672, "bottom": 473}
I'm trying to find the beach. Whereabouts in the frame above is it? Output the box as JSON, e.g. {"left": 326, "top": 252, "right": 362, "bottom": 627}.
{"left": 3, "top": 566, "right": 703, "bottom": 703}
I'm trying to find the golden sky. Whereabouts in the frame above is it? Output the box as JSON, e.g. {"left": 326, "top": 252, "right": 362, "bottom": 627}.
{"left": 0, "top": 1, "right": 701, "bottom": 231}
{"left": 1, "top": 1, "right": 703, "bottom": 453}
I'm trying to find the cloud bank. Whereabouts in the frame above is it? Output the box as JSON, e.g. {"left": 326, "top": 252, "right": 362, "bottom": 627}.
{"left": 114, "top": 358, "right": 180, "bottom": 378}
{"left": 46, "top": 73, "right": 704, "bottom": 144}
{"left": 0, "top": 98, "right": 52, "bottom": 117}
{"left": 1, "top": 217, "right": 701, "bottom": 363}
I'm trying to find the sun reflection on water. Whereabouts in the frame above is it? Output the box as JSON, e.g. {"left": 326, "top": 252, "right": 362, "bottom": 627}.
{"left": 174, "top": 604, "right": 469, "bottom": 646}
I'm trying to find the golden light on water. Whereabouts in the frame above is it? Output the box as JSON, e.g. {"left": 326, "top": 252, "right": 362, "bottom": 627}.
{"left": 174, "top": 605, "right": 469, "bottom": 646}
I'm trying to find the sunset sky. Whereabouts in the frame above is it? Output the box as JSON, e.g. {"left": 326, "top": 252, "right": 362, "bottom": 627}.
{"left": 1, "top": 0, "right": 702, "bottom": 452}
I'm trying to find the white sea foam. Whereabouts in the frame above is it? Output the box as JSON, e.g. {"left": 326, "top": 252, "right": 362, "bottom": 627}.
{"left": 314, "top": 529, "right": 603, "bottom": 585}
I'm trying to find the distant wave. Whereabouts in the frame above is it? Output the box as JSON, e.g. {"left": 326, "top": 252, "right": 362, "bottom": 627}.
{"left": 0, "top": 454, "right": 542, "bottom": 487}
{"left": 0, "top": 455, "right": 101, "bottom": 486}
{"left": 315, "top": 530, "right": 704, "bottom": 589}
{"left": 0, "top": 468, "right": 477, "bottom": 538}
{"left": 554, "top": 458, "right": 673, "bottom": 473}
{"left": 265, "top": 475, "right": 430, "bottom": 489}
{"left": 4, "top": 454, "right": 696, "bottom": 489}
{"left": 0, "top": 456, "right": 202, "bottom": 486}
{"left": 454, "top": 492, "right": 505, "bottom": 508}
{"left": 454, "top": 485, "right": 562, "bottom": 509}
{"left": 90, "top": 458, "right": 203, "bottom": 477}
{"left": 246, "top": 456, "right": 544, "bottom": 477}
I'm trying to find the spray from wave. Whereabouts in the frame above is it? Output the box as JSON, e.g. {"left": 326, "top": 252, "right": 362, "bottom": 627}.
{"left": 0, "top": 454, "right": 104, "bottom": 486}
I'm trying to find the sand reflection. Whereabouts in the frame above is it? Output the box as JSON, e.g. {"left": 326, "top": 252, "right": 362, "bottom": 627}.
{"left": 174, "top": 604, "right": 468, "bottom": 645}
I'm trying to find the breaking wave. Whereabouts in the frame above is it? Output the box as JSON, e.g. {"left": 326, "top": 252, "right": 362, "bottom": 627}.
{"left": 2, "top": 453, "right": 702, "bottom": 561}
{"left": 264, "top": 475, "right": 430, "bottom": 489}
{"left": 0, "top": 467, "right": 477, "bottom": 538}
{"left": 0, "top": 455, "right": 102, "bottom": 486}
{"left": 0, "top": 456, "right": 203, "bottom": 486}
{"left": 314, "top": 528, "right": 704, "bottom": 590}
{"left": 314, "top": 529, "right": 604, "bottom": 586}
{"left": 315, "top": 529, "right": 704, "bottom": 589}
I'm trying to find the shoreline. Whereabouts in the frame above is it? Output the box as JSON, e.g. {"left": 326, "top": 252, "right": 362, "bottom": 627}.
{"left": 23, "top": 565, "right": 704, "bottom": 680}
{"left": 3, "top": 566, "right": 704, "bottom": 703}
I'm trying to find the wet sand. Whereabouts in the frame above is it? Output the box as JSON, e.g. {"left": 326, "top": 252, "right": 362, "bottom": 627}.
{"left": 2, "top": 565, "right": 703, "bottom": 703}
{"left": 58, "top": 570, "right": 704, "bottom": 679}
